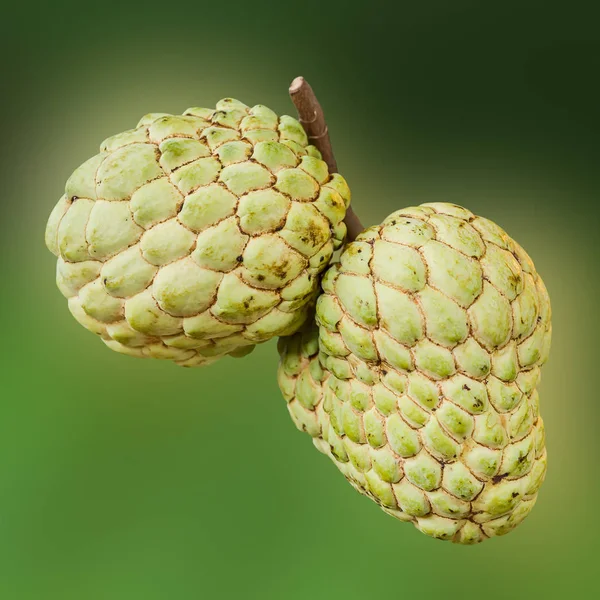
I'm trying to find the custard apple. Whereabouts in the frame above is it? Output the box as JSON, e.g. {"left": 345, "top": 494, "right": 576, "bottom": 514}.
{"left": 45, "top": 98, "right": 350, "bottom": 366}
{"left": 278, "top": 202, "right": 551, "bottom": 543}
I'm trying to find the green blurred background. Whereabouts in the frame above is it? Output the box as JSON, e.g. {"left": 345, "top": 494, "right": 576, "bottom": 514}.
{"left": 1, "top": 1, "right": 598, "bottom": 598}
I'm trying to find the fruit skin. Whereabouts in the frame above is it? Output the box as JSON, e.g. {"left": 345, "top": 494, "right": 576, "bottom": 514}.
{"left": 278, "top": 202, "right": 551, "bottom": 544}
{"left": 45, "top": 99, "right": 350, "bottom": 366}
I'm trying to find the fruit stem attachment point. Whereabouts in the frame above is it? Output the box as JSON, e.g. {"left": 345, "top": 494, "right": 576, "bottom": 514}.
{"left": 289, "top": 76, "right": 364, "bottom": 241}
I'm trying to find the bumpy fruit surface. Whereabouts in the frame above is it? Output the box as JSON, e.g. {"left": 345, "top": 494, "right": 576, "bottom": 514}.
{"left": 278, "top": 202, "right": 551, "bottom": 543}
{"left": 45, "top": 99, "right": 350, "bottom": 366}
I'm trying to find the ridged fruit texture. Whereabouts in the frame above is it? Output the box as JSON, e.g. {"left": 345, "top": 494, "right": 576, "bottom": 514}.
{"left": 45, "top": 99, "right": 350, "bottom": 366}
{"left": 278, "top": 202, "right": 551, "bottom": 544}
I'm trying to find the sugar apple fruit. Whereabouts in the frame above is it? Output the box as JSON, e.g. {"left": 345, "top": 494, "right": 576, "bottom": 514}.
{"left": 45, "top": 98, "right": 350, "bottom": 366}
{"left": 278, "top": 202, "right": 551, "bottom": 544}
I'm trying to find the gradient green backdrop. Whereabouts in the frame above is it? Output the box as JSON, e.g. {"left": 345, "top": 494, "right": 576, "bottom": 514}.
{"left": 1, "top": 1, "right": 598, "bottom": 598}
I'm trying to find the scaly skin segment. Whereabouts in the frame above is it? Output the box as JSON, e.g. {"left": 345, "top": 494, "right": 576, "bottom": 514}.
{"left": 45, "top": 99, "right": 351, "bottom": 366}
{"left": 278, "top": 202, "right": 551, "bottom": 544}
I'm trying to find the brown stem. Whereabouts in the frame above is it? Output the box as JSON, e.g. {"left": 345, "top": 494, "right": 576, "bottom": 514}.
{"left": 289, "top": 76, "right": 364, "bottom": 241}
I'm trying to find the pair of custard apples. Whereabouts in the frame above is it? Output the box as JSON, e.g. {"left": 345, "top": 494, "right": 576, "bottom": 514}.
{"left": 45, "top": 95, "right": 551, "bottom": 545}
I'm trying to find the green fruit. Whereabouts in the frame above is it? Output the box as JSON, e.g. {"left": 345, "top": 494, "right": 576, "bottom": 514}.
{"left": 278, "top": 202, "right": 551, "bottom": 543}
{"left": 45, "top": 99, "right": 350, "bottom": 366}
